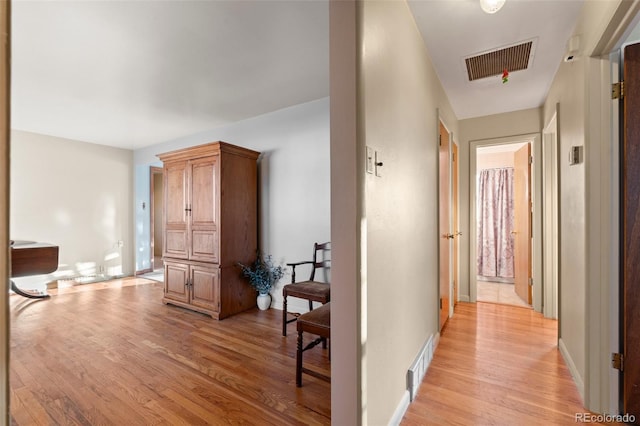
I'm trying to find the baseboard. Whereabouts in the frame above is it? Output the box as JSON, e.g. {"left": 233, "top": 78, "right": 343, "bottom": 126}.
{"left": 135, "top": 268, "right": 153, "bottom": 276}
{"left": 408, "top": 335, "right": 435, "bottom": 401}
{"left": 271, "top": 298, "right": 318, "bottom": 314}
{"left": 459, "top": 295, "right": 470, "bottom": 302}
{"left": 388, "top": 390, "right": 411, "bottom": 426}
{"left": 559, "top": 338, "right": 585, "bottom": 403}
{"left": 389, "top": 334, "right": 436, "bottom": 424}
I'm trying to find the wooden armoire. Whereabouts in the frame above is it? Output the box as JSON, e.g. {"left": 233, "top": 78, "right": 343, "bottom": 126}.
{"left": 157, "top": 141, "right": 260, "bottom": 319}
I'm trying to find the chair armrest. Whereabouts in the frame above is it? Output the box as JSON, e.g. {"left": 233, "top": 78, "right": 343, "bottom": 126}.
{"left": 286, "top": 261, "right": 314, "bottom": 267}
{"left": 286, "top": 261, "right": 313, "bottom": 283}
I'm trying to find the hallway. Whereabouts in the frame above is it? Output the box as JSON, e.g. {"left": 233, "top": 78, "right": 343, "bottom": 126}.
{"left": 401, "top": 303, "right": 607, "bottom": 425}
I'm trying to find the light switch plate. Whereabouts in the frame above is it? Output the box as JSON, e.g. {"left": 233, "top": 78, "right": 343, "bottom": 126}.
{"left": 375, "top": 150, "right": 383, "bottom": 177}
{"left": 366, "top": 146, "right": 374, "bottom": 174}
{"left": 569, "top": 146, "right": 582, "bottom": 165}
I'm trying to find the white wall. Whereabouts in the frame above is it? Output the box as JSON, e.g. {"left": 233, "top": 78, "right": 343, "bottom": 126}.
{"left": 538, "top": 0, "right": 632, "bottom": 410}
{"left": 477, "top": 151, "right": 514, "bottom": 170}
{"left": 133, "top": 98, "right": 330, "bottom": 312}
{"left": 329, "top": 0, "right": 361, "bottom": 423}
{"left": 543, "top": 56, "right": 587, "bottom": 398}
{"left": 358, "top": 0, "right": 458, "bottom": 423}
{"left": 10, "top": 130, "right": 134, "bottom": 288}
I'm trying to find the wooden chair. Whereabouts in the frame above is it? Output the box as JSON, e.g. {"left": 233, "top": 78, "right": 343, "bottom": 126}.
{"left": 282, "top": 242, "right": 330, "bottom": 336}
{"left": 296, "top": 302, "right": 330, "bottom": 387}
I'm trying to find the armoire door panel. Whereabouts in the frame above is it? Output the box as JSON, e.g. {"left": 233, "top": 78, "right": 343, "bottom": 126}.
{"left": 190, "top": 157, "right": 218, "bottom": 227}
{"left": 165, "top": 229, "right": 188, "bottom": 259}
{"left": 164, "top": 164, "right": 188, "bottom": 226}
{"left": 164, "top": 262, "right": 189, "bottom": 304}
{"left": 190, "top": 264, "right": 220, "bottom": 312}
{"left": 190, "top": 229, "right": 218, "bottom": 262}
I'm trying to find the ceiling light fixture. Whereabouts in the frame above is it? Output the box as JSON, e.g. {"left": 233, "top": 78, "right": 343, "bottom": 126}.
{"left": 479, "top": 0, "right": 505, "bottom": 14}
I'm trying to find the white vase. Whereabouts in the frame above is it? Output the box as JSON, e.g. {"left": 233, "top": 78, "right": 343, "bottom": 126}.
{"left": 257, "top": 293, "right": 271, "bottom": 310}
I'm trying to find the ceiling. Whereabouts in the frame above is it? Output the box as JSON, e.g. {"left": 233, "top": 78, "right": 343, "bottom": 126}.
{"left": 408, "top": 0, "right": 583, "bottom": 120}
{"left": 11, "top": 0, "right": 585, "bottom": 150}
{"left": 11, "top": 0, "right": 330, "bottom": 149}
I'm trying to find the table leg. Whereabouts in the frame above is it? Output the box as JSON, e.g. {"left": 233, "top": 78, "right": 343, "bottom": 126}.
{"left": 10, "top": 280, "right": 50, "bottom": 299}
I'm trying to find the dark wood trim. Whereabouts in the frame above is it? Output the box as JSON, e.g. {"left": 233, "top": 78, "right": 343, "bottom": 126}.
{"left": 623, "top": 41, "right": 640, "bottom": 419}
{"left": 134, "top": 268, "right": 153, "bottom": 276}
{"left": 149, "top": 166, "right": 163, "bottom": 273}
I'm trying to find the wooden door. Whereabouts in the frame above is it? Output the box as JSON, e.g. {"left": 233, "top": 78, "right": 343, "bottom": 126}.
{"left": 164, "top": 161, "right": 189, "bottom": 259}
{"left": 513, "top": 144, "right": 531, "bottom": 305}
{"left": 452, "top": 142, "right": 459, "bottom": 305}
{"left": 438, "top": 121, "right": 451, "bottom": 331}
{"left": 623, "top": 41, "right": 640, "bottom": 419}
{"left": 189, "top": 156, "right": 219, "bottom": 263}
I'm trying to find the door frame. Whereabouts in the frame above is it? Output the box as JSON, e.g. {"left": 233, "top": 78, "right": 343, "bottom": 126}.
{"left": 149, "top": 166, "right": 163, "bottom": 273}
{"left": 452, "top": 140, "right": 459, "bottom": 309}
{"left": 469, "top": 133, "right": 543, "bottom": 312}
{"left": 0, "top": 0, "right": 8, "bottom": 419}
{"left": 543, "top": 109, "right": 560, "bottom": 319}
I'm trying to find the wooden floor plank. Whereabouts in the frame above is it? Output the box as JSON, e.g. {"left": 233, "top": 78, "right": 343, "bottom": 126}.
{"left": 12, "top": 279, "right": 605, "bottom": 424}
{"left": 402, "top": 302, "right": 610, "bottom": 425}
{"left": 10, "top": 278, "right": 330, "bottom": 425}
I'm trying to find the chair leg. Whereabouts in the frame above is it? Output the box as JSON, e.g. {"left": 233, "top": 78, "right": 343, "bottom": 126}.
{"left": 283, "top": 294, "right": 288, "bottom": 336}
{"left": 308, "top": 300, "right": 313, "bottom": 311}
{"left": 296, "top": 330, "right": 303, "bottom": 387}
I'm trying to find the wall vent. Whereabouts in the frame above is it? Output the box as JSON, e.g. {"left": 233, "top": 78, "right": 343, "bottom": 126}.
{"left": 407, "top": 335, "right": 434, "bottom": 401}
{"left": 465, "top": 40, "right": 535, "bottom": 81}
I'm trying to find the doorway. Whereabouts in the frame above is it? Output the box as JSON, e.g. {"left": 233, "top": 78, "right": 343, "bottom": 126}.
{"left": 150, "top": 166, "right": 164, "bottom": 275}
{"left": 438, "top": 120, "right": 451, "bottom": 331}
{"left": 438, "top": 119, "right": 460, "bottom": 330}
{"left": 470, "top": 134, "right": 542, "bottom": 311}
{"left": 475, "top": 142, "right": 530, "bottom": 308}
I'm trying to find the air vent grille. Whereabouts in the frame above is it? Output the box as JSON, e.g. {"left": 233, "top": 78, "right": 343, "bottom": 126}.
{"left": 465, "top": 41, "right": 533, "bottom": 81}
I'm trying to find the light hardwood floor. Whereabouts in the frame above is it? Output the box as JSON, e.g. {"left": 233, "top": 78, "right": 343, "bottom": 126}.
{"left": 402, "top": 302, "right": 610, "bottom": 425}
{"left": 11, "top": 280, "right": 608, "bottom": 425}
{"left": 10, "top": 278, "right": 330, "bottom": 425}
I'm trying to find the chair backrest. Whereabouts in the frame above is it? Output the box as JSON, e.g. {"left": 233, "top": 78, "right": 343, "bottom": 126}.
{"left": 309, "top": 242, "right": 330, "bottom": 282}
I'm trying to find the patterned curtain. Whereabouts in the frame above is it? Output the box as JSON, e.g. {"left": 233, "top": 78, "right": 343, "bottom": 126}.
{"left": 477, "top": 168, "right": 515, "bottom": 278}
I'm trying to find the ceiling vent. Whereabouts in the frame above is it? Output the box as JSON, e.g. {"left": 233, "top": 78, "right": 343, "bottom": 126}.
{"left": 464, "top": 40, "right": 535, "bottom": 82}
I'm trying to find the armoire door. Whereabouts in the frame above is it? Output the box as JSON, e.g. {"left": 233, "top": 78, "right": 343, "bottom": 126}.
{"left": 190, "top": 263, "right": 220, "bottom": 313}
{"left": 189, "top": 156, "right": 219, "bottom": 263}
{"left": 164, "top": 260, "right": 190, "bottom": 304}
{"left": 164, "top": 161, "right": 189, "bottom": 259}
